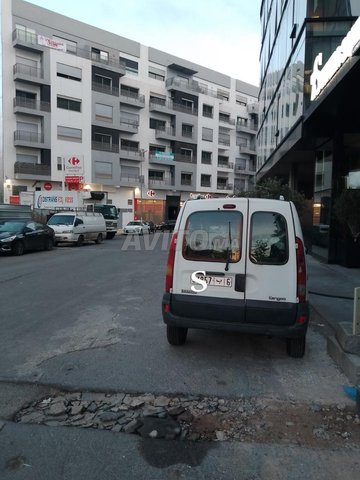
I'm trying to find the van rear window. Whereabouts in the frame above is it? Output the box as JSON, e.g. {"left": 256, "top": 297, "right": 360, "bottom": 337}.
{"left": 182, "top": 211, "right": 242, "bottom": 263}
{"left": 250, "top": 212, "right": 288, "bottom": 265}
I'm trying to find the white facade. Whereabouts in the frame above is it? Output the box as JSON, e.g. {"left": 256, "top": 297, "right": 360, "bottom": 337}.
{"left": 1, "top": 0, "right": 259, "bottom": 224}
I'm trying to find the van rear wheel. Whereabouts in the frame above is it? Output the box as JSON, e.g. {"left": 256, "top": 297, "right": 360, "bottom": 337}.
{"left": 286, "top": 336, "right": 306, "bottom": 358}
{"left": 76, "top": 235, "right": 84, "bottom": 247}
{"left": 96, "top": 233, "right": 103, "bottom": 244}
{"left": 167, "top": 326, "right": 188, "bottom": 346}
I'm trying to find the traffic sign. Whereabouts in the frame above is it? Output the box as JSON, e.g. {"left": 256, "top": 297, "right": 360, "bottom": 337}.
{"left": 43, "top": 182, "right": 52, "bottom": 191}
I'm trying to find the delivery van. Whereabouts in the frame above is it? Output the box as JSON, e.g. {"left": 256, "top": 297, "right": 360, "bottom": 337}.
{"left": 162, "top": 197, "right": 309, "bottom": 357}
{"left": 47, "top": 211, "right": 106, "bottom": 246}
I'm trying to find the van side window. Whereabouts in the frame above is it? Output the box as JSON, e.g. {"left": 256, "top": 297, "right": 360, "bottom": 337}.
{"left": 182, "top": 211, "right": 242, "bottom": 263}
{"left": 75, "top": 218, "right": 84, "bottom": 226}
{"left": 250, "top": 212, "right": 288, "bottom": 265}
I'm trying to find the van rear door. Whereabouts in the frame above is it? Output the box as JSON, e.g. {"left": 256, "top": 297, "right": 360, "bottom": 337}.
{"left": 171, "top": 198, "right": 248, "bottom": 323}
{"left": 245, "top": 199, "right": 298, "bottom": 326}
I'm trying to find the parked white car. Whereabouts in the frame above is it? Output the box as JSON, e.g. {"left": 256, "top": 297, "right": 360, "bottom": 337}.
{"left": 124, "top": 221, "right": 150, "bottom": 235}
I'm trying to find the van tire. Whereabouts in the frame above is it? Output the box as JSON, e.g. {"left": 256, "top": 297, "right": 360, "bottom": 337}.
{"left": 76, "top": 235, "right": 84, "bottom": 247}
{"left": 106, "top": 232, "right": 116, "bottom": 239}
{"left": 286, "top": 337, "right": 306, "bottom": 358}
{"left": 167, "top": 326, "right": 188, "bottom": 346}
{"left": 96, "top": 233, "right": 103, "bottom": 244}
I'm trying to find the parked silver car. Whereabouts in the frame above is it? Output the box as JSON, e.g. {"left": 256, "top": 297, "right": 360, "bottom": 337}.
{"left": 124, "top": 221, "right": 150, "bottom": 235}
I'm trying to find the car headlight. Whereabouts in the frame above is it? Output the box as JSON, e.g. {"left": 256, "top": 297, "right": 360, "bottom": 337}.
{"left": 1, "top": 235, "right": 17, "bottom": 242}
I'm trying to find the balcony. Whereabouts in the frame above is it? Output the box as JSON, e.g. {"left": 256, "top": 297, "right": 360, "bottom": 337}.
{"left": 92, "top": 141, "right": 119, "bottom": 153}
{"left": 148, "top": 177, "right": 175, "bottom": 189}
{"left": 166, "top": 76, "right": 218, "bottom": 99}
{"left": 219, "top": 117, "right": 235, "bottom": 127}
{"left": 217, "top": 161, "right": 234, "bottom": 170}
{"left": 247, "top": 103, "right": 259, "bottom": 115}
{"left": 13, "top": 63, "right": 46, "bottom": 85}
{"left": 119, "top": 147, "right": 145, "bottom": 161}
{"left": 155, "top": 127, "right": 176, "bottom": 140}
{"left": 92, "top": 82, "right": 119, "bottom": 96}
{"left": 149, "top": 152, "right": 175, "bottom": 165}
{"left": 120, "top": 91, "right": 145, "bottom": 108}
{"left": 238, "top": 143, "right": 256, "bottom": 155}
{"left": 12, "top": 28, "right": 43, "bottom": 52}
{"left": 236, "top": 122, "right": 257, "bottom": 134}
{"left": 218, "top": 134, "right": 231, "bottom": 146}
{"left": 14, "top": 161, "right": 50, "bottom": 179}
{"left": 119, "top": 119, "right": 139, "bottom": 133}
{"left": 217, "top": 183, "right": 234, "bottom": 191}
{"left": 174, "top": 154, "right": 197, "bottom": 164}
{"left": 149, "top": 98, "right": 198, "bottom": 116}
{"left": 14, "top": 130, "right": 44, "bottom": 148}
{"left": 12, "top": 28, "right": 126, "bottom": 75}
{"left": 13, "top": 97, "right": 51, "bottom": 114}
{"left": 119, "top": 174, "right": 141, "bottom": 187}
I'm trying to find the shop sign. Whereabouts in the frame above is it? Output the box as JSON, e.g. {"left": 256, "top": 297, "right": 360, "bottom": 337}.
{"left": 35, "top": 191, "right": 78, "bottom": 209}
{"left": 311, "top": 16, "right": 360, "bottom": 101}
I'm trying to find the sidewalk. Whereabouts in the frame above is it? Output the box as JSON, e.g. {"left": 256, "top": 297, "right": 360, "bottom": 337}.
{"left": 307, "top": 254, "right": 360, "bottom": 384}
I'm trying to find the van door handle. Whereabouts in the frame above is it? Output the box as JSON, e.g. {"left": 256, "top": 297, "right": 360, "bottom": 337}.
{"left": 235, "top": 274, "right": 246, "bottom": 292}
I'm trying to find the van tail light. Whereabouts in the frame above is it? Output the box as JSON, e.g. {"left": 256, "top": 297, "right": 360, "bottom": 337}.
{"left": 295, "top": 237, "right": 306, "bottom": 303}
{"left": 165, "top": 233, "right": 178, "bottom": 293}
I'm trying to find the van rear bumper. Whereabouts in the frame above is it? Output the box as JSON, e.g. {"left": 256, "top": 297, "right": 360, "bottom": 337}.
{"left": 162, "top": 293, "right": 309, "bottom": 338}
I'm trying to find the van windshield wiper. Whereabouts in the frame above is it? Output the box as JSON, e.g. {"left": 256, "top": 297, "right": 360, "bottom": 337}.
{"left": 225, "top": 221, "right": 231, "bottom": 271}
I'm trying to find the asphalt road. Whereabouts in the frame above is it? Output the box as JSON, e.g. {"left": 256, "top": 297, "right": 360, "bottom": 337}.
{"left": 1, "top": 233, "right": 359, "bottom": 479}
{"left": 0, "top": 233, "right": 353, "bottom": 402}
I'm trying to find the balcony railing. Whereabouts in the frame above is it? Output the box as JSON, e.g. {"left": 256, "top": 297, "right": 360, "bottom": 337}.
{"left": 13, "top": 97, "right": 51, "bottom": 112}
{"left": 174, "top": 154, "right": 196, "bottom": 163}
{"left": 120, "top": 147, "right": 145, "bottom": 161}
{"left": 14, "top": 161, "right": 50, "bottom": 176}
{"left": 92, "top": 141, "right": 119, "bottom": 153}
{"left": 92, "top": 82, "right": 119, "bottom": 96}
{"left": 148, "top": 178, "right": 175, "bottom": 187}
{"left": 119, "top": 119, "right": 139, "bottom": 132}
{"left": 219, "top": 117, "right": 235, "bottom": 126}
{"left": 217, "top": 162, "right": 234, "bottom": 169}
{"left": 14, "top": 130, "right": 44, "bottom": 143}
{"left": 217, "top": 183, "right": 233, "bottom": 190}
{"left": 155, "top": 127, "right": 176, "bottom": 138}
{"left": 200, "top": 182, "right": 211, "bottom": 188}
{"left": 120, "top": 91, "right": 145, "bottom": 106}
{"left": 12, "top": 28, "right": 126, "bottom": 73}
{"left": 218, "top": 134, "right": 230, "bottom": 146}
{"left": 13, "top": 63, "right": 43, "bottom": 80}
{"left": 166, "top": 76, "right": 219, "bottom": 99}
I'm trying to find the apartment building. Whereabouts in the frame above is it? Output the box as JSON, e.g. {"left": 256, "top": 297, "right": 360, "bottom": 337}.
{"left": 257, "top": 0, "right": 360, "bottom": 265}
{"left": 0, "top": 0, "right": 259, "bottom": 225}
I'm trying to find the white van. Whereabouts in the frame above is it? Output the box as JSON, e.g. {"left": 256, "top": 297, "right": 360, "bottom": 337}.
{"left": 47, "top": 211, "right": 106, "bottom": 246}
{"left": 162, "top": 197, "right": 309, "bottom": 357}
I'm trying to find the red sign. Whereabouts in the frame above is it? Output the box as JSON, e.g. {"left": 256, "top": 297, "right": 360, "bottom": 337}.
{"left": 43, "top": 182, "right": 52, "bottom": 191}
{"left": 147, "top": 190, "right": 156, "bottom": 198}
{"left": 65, "top": 175, "right": 82, "bottom": 184}
{"left": 68, "top": 157, "right": 80, "bottom": 166}
{"left": 9, "top": 196, "right": 20, "bottom": 205}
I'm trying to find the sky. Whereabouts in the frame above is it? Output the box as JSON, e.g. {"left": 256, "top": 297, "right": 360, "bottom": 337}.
{"left": 27, "top": 0, "right": 261, "bottom": 86}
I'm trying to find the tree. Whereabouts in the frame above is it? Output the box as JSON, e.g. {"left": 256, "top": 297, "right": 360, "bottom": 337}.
{"left": 235, "top": 177, "right": 307, "bottom": 217}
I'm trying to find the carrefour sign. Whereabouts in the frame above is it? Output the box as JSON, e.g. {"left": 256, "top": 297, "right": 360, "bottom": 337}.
{"left": 311, "top": 16, "right": 360, "bottom": 101}
{"left": 35, "top": 191, "right": 78, "bottom": 209}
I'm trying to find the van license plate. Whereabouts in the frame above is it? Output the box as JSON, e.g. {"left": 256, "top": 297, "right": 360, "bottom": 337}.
{"left": 191, "top": 274, "right": 232, "bottom": 288}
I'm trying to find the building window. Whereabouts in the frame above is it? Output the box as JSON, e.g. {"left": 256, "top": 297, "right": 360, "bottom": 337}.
{"left": 202, "top": 104, "right": 213, "bottom": 118}
{"left": 181, "top": 173, "right": 192, "bottom": 186}
{"left": 201, "top": 174, "right": 211, "bottom": 187}
{"left": 57, "top": 63, "right": 82, "bottom": 81}
{"left": 217, "top": 89, "right": 229, "bottom": 101}
{"left": 95, "top": 161, "right": 112, "bottom": 178}
{"left": 202, "top": 127, "right": 213, "bottom": 142}
{"left": 149, "top": 118, "right": 166, "bottom": 130}
{"left": 15, "top": 24, "right": 36, "bottom": 43}
{"left": 120, "top": 57, "right": 138, "bottom": 75}
{"left": 236, "top": 158, "right": 247, "bottom": 171}
{"left": 94, "top": 133, "right": 112, "bottom": 150}
{"left": 180, "top": 148, "right": 193, "bottom": 160}
{"left": 148, "top": 66, "right": 165, "bottom": 81}
{"left": 121, "top": 139, "right": 139, "bottom": 151}
{"left": 57, "top": 126, "right": 82, "bottom": 141}
{"left": 57, "top": 96, "right": 81, "bottom": 112}
{"left": 149, "top": 170, "right": 164, "bottom": 181}
{"left": 92, "top": 48, "right": 109, "bottom": 63}
{"left": 94, "top": 74, "right": 112, "bottom": 91}
{"left": 16, "top": 153, "right": 38, "bottom": 164}
{"left": 219, "top": 112, "right": 231, "bottom": 123}
{"left": 236, "top": 95, "right": 247, "bottom": 106}
{"left": 95, "top": 103, "right": 113, "bottom": 121}
{"left": 201, "top": 151, "right": 212, "bottom": 164}
{"left": 121, "top": 85, "right": 139, "bottom": 98}
{"left": 182, "top": 124, "right": 193, "bottom": 138}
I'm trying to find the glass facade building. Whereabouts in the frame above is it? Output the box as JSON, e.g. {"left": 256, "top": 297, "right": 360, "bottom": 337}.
{"left": 258, "top": 0, "right": 360, "bottom": 265}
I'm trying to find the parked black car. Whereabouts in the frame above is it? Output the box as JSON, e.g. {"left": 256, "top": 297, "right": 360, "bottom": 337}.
{"left": 159, "top": 219, "right": 177, "bottom": 232}
{"left": 0, "top": 219, "right": 55, "bottom": 256}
